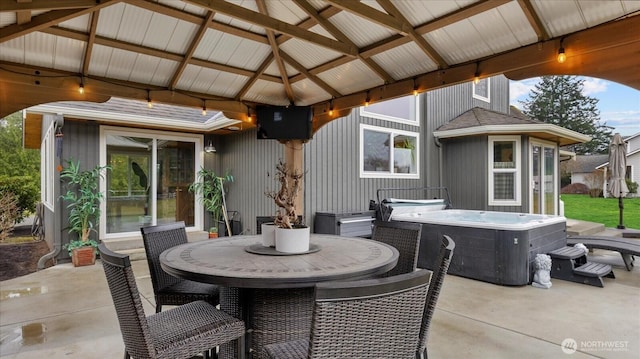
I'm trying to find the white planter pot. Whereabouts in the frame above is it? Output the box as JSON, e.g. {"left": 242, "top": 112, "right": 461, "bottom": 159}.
{"left": 261, "top": 223, "right": 277, "bottom": 247}
{"left": 275, "top": 226, "right": 310, "bottom": 253}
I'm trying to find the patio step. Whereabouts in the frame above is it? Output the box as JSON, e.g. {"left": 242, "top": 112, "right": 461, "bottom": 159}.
{"left": 566, "top": 220, "right": 605, "bottom": 236}
{"left": 101, "top": 231, "right": 210, "bottom": 261}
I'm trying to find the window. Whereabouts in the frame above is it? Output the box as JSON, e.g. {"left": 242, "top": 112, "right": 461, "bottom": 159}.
{"left": 41, "top": 121, "right": 55, "bottom": 210}
{"left": 488, "top": 136, "right": 520, "bottom": 206}
{"left": 359, "top": 95, "right": 419, "bottom": 125}
{"left": 473, "top": 78, "right": 491, "bottom": 102}
{"left": 360, "top": 124, "right": 419, "bottom": 178}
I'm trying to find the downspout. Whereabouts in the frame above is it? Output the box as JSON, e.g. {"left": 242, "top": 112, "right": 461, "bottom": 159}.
{"left": 37, "top": 202, "right": 60, "bottom": 269}
{"left": 434, "top": 135, "right": 443, "bottom": 188}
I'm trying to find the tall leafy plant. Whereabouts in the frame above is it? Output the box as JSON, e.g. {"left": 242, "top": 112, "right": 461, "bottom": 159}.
{"left": 60, "top": 160, "right": 110, "bottom": 248}
{"left": 189, "top": 168, "right": 233, "bottom": 231}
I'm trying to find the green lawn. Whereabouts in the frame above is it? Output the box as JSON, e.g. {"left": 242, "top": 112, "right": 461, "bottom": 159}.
{"left": 561, "top": 194, "right": 639, "bottom": 230}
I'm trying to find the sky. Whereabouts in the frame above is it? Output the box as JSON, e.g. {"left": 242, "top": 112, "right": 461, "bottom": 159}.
{"left": 510, "top": 77, "right": 640, "bottom": 137}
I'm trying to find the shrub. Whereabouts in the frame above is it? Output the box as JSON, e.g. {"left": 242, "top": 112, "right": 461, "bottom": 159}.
{"left": 0, "top": 175, "right": 39, "bottom": 223}
{"left": 0, "top": 192, "right": 19, "bottom": 241}
{"left": 626, "top": 178, "right": 638, "bottom": 194}
{"left": 561, "top": 183, "right": 589, "bottom": 194}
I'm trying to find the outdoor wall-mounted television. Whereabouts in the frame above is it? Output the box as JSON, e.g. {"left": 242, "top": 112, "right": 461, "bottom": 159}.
{"left": 256, "top": 105, "right": 313, "bottom": 140}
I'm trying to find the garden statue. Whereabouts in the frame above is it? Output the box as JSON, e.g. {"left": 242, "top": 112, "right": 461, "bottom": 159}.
{"left": 532, "top": 254, "right": 552, "bottom": 289}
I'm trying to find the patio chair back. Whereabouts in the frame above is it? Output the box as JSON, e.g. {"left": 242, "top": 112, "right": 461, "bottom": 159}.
{"left": 99, "top": 243, "right": 158, "bottom": 358}
{"left": 99, "top": 243, "right": 246, "bottom": 359}
{"left": 141, "top": 221, "right": 219, "bottom": 312}
{"left": 311, "top": 270, "right": 431, "bottom": 358}
{"left": 416, "top": 235, "right": 455, "bottom": 359}
{"left": 141, "top": 221, "right": 188, "bottom": 292}
{"left": 372, "top": 220, "right": 422, "bottom": 277}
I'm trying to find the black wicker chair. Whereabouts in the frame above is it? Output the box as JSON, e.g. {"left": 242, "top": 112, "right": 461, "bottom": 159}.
{"left": 263, "top": 270, "right": 432, "bottom": 359}
{"left": 372, "top": 220, "right": 422, "bottom": 277}
{"left": 98, "top": 243, "right": 246, "bottom": 359}
{"left": 416, "top": 235, "right": 455, "bottom": 359}
{"left": 141, "top": 221, "right": 219, "bottom": 313}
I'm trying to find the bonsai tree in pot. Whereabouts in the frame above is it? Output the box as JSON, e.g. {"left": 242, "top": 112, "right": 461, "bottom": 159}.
{"left": 265, "top": 160, "right": 308, "bottom": 253}
{"left": 60, "top": 160, "right": 110, "bottom": 266}
{"left": 189, "top": 168, "right": 233, "bottom": 238}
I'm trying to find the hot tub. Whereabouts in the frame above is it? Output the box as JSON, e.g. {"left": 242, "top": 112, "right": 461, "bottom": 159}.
{"left": 391, "top": 209, "right": 567, "bottom": 285}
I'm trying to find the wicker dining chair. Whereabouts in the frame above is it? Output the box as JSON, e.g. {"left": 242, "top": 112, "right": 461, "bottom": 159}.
{"left": 98, "top": 243, "right": 246, "bottom": 359}
{"left": 263, "top": 269, "right": 432, "bottom": 359}
{"left": 416, "top": 235, "right": 455, "bottom": 359}
{"left": 141, "top": 221, "right": 219, "bottom": 313}
{"left": 372, "top": 220, "right": 422, "bottom": 277}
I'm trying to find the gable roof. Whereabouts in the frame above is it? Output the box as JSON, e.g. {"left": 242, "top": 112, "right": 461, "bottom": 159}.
{"left": 433, "top": 107, "right": 591, "bottom": 146}
{"left": 574, "top": 155, "right": 609, "bottom": 173}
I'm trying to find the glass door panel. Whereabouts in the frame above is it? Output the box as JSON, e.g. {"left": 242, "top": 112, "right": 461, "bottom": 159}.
{"left": 106, "top": 136, "right": 152, "bottom": 233}
{"left": 544, "top": 147, "right": 556, "bottom": 214}
{"left": 531, "top": 145, "right": 542, "bottom": 214}
{"left": 530, "top": 142, "right": 557, "bottom": 215}
{"left": 156, "top": 140, "right": 195, "bottom": 226}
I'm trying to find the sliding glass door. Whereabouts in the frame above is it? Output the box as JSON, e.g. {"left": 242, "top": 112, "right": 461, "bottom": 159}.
{"left": 101, "top": 127, "right": 202, "bottom": 237}
{"left": 530, "top": 140, "right": 557, "bottom": 215}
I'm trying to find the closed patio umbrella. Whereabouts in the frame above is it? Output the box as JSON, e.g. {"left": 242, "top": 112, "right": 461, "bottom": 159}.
{"left": 608, "top": 133, "right": 629, "bottom": 229}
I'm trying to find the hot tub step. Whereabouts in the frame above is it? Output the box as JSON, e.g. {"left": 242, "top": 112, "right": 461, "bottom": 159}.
{"left": 548, "top": 246, "right": 614, "bottom": 288}
{"left": 548, "top": 246, "right": 585, "bottom": 260}
{"left": 574, "top": 262, "right": 613, "bottom": 278}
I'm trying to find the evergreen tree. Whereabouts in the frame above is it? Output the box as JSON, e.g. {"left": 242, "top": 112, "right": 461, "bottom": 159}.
{"left": 520, "top": 76, "right": 613, "bottom": 154}
{"left": 0, "top": 112, "right": 41, "bottom": 220}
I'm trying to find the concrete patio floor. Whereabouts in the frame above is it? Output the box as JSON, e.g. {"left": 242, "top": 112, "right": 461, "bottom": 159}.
{"left": 1, "top": 242, "right": 638, "bottom": 358}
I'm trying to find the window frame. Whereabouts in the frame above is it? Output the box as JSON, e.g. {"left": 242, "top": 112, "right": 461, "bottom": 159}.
{"left": 41, "top": 120, "right": 56, "bottom": 210}
{"left": 359, "top": 95, "right": 420, "bottom": 126}
{"left": 488, "top": 135, "right": 521, "bottom": 206}
{"left": 473, "top": 77, "right": 491, "bottom": 102}
{"left": 99, "top": 126, "right": 204, "bottom": 239}
{"left": 359, "top": 124, "right": 420, "bottom": 179}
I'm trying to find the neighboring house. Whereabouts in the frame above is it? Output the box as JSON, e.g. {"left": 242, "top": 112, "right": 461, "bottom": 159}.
{"left": 596, "top": 132, "right": 640, "bottom": 198}
{"left": 566, "top": 154, "right": 609, "bottom": 187}
{"left": 25, "top": 75, "right": 589, "bottom": 263}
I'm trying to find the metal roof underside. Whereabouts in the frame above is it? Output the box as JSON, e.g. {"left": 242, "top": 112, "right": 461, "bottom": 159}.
{"left": 1, "top": 0, "right": 639, "bottom": 133}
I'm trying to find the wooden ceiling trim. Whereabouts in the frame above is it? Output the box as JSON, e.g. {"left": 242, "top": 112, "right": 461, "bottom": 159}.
{"left": 127, "top": 0, "right": 269, "bottom": 44}
{"left": 0, "top": 0, "right": 119, "bottom": 43}
{"left": 280, "top": 52, "right": 341, "bottom": 98}
{"left": 275, "top": 4, "right": 342, "bottom": 45}
{"left": 185, "top": 0, "right": 358, "bottom": 57}
{"left": 16, "top": 11, "right": 32, "bottom": 25}
{"left": 376, "top": 0, "right": 448, "bottom": 69}
{"left": 235, "top": 53, "right": 274, "bottom": 100}
{"left": 256, "top": 0, "right": 294, "bottom": 103}
{"left": 292, "top": 0, "right": 393, "bottom": 83}
{"left": 169, "top": 10, "right": 215, "bottom": 89}
{"left": 326, "top": 0, "right": 409, "bottom": 34}
{"left": 0, "top": 0, "right": 99, "bottom": 12}
{"left": 82, "top": 10, "right": 99, "bottom": 76}
{"left": 516, "top": 0, "right": 550, "bottom": 41}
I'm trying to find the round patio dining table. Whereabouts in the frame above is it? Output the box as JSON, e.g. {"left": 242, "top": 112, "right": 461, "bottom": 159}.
{"left": 160, "top": 234, "right": 399, "bottom": 359}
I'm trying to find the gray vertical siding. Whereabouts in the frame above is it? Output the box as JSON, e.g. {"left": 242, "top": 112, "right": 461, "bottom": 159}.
{"left": 54, "top": 76, "right": 524, "bottom": 243}
{"left": 59, "top": 120, "right": 100, "bottom": 258}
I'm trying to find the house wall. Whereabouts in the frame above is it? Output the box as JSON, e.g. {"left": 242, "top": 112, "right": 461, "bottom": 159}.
{"left": 58, "top": 120, "right": 101, "bottom": 260}
{"left": 628, "top": 152, "right": 639, "bottom": 197}
{"left": 49, "top": 75, "right": 526, "bottom": 253}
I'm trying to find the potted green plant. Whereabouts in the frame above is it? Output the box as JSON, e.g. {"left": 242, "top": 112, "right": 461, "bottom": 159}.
{"left": 60, "top": 160, "right": 110, "bottom": 266}
{"left": 265, "top": 160, "right": 309, "bottom": 253}
{"left": 189, "top": 168, "right": 233, "bottom": 238}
